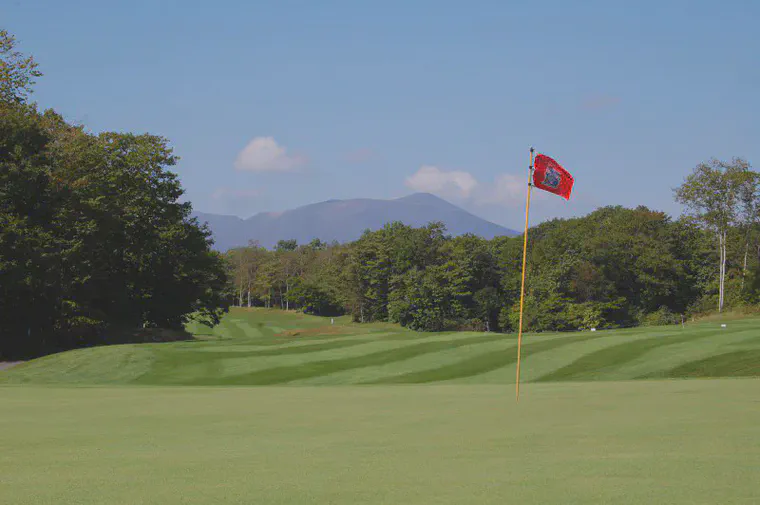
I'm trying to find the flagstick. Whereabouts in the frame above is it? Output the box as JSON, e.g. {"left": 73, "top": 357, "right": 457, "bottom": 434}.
{"left": 515, "top": 147, "right": 535, "bottom": 402}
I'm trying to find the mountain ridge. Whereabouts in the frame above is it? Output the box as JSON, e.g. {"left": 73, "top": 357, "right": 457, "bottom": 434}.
{"left": 193, "top": 193, "right": 517, "bottom": 251}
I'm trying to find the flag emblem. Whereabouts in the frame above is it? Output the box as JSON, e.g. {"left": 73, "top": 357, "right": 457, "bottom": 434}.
{"left": 542, "top": 166, "right": 561, "bottom": 189}
{"left": 533, "top": 154, "right": 574, "bottom": 200}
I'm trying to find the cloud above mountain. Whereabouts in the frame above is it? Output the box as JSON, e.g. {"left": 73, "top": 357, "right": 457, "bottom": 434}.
{"left": 234, "top": 137, "right": 307, "bottom": 173}
{"left": 405, "top": 165, "right": 478, "bottom": 199}
{"left": 482, "top": 174, "right": 526, "bottom": 205}
{"left": 405, "top": 165, "right": 527, "bottom": 207}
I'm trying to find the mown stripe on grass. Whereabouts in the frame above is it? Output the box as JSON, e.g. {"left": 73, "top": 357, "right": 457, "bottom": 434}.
{"left": 182, "top": 338, "right": 375, "bottom": 360}
{"left": 725, "top": 332, "right": 760, "bottom": 346}
{"left": 639, "top": 350, "right": 760, "bottom": 379}
{"left": 593, "top": 328, "right": 759, "bottom": 381}
{"left": 535, "top": 327, "right": 736, "bottom": 382}
{"left": 135, "top": 347, "right": 225, "bottom": 385}
{"left": 193, "top": 333, "right": 508, "bottom": 385}
{"left": 228, "top": 319, "right": 265, "bottom": 339}
{"left": 221, "top": 320, "right": 309, "bottom": 346}
{"left": 216, "top": 320, "right": 249, "bottom": 340}
{"left": 139, "top": 332, "right": 513, "bottom": 385}
{"left": 365, "top": 332, "right": 610, "bottom": 384}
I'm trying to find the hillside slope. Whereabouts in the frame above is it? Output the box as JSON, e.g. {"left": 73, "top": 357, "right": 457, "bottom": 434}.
{"left": 2, "top": 309, "right": 759, "bottom": 386}
{"left": 193, "top": 193, "right": 517, "bottom": 250}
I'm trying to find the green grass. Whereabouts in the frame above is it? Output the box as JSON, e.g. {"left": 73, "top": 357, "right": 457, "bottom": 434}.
{"left": 3, "top": 308, "right": 760, "bottom": 385}
{"left": 1, "top": 381, "right": 759, "bottom": 504}
{"left": 3, "top": 309, "right": 760, "bottom": 503}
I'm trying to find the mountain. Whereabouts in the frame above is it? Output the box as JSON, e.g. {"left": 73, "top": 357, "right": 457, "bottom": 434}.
{"left": 193, "top": 193, "right": 518, "bottom": 251}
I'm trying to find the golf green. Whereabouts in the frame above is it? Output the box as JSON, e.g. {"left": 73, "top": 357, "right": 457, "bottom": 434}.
{"left": 1, "top": 380, "right": 759, "bottom": 504}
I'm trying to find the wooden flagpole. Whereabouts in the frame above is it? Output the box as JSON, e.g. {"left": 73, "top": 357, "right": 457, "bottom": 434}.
{"left": 515, "top": 147, "right": 535, "bottom": 401}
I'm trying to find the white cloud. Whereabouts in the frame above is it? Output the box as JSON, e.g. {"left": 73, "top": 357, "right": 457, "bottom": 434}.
{"left": 404, "top": 165, "right": 530, "bottom": 209}
{"left": 234, "top": 137, "right": 307, "bottom": 173}
{"left": 479, "top": 174, "right": 526, "bottom": 206}
{"left": 405, "top": 165, "right": 478, "bottom": 199}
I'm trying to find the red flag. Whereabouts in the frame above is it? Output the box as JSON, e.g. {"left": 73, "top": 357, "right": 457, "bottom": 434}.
{"left": 533, "top": 154, "right": 574, "bottom": 200}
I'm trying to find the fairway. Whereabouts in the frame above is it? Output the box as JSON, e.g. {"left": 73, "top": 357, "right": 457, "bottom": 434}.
{"left": 1, "top": 381, "right": 759, "bottom": 504}
{"left": 2, "top": 310, "right": 760, "bottom": 504}
{"left": 3, "top": 308, "right": 760, "bottom": 386}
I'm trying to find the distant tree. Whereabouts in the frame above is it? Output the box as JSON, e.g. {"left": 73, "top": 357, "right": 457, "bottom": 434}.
{"left": 0, "top": 29, "right": 42, "bottom": 103}
{"left": 474, "top": 287, "right": 500, "bottom": 331}
{"left": 348, "top": 228, "right": 390, "bottom": 322}
{"left": 736, "top": 168, "right": 760, "bottom": 292}
{"left": 675, "top": 158, "right": 755, "bottom": 312}
{"left": 275, "top": 239, "right": 298, "bottom": 252}
{"left": 308, "top": 238, "right": 327, "bottom": 250}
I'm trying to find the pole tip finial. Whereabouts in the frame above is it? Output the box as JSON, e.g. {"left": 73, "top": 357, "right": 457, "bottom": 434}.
{"left": 530, "top": 147, "right": 535, "bottom": 153}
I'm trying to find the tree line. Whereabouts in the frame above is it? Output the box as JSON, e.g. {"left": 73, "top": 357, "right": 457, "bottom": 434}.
{"left": 226, "top": 162, "right": 760, "bottom": 333}
{"left": 1, "top": 30, "right": 230, "bottom": 359}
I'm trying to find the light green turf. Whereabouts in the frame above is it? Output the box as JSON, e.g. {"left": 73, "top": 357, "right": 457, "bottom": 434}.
{"left": 1, "top": 381, "right": 759, "bottom": 504}
{"left": 3, "top": 310, "right": 760, "bottom": 503}
{"left": 2, "top": 308, "right": 759, "bottom": 385}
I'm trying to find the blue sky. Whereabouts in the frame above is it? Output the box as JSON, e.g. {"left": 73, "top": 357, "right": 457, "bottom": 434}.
{"left": 3, "top": 0, "right": 759, "bottom": 229}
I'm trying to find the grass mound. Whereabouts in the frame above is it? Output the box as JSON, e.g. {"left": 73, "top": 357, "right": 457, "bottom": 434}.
{"left": 2, "top": 308, "right": 759, "bottom": 385}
